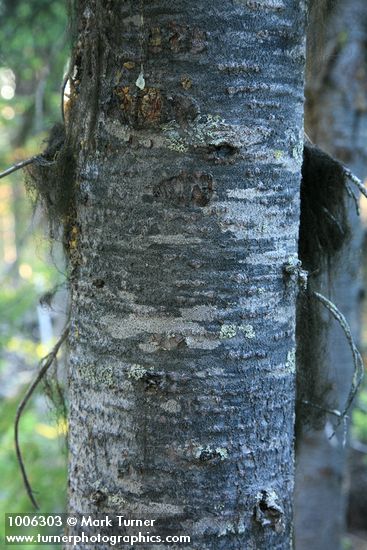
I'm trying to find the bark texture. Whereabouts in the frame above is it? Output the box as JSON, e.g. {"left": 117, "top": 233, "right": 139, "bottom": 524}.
{"left": 294, "top": 1, "right": 366, "bottom": 548}
{"left": 66, "top": 1, "right": 306, "bottom": 548}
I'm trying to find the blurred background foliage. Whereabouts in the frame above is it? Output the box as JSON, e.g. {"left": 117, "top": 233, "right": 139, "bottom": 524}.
{"left": 0, "top": 1, "right": 367, "bottom": 549}
{"left": 0, "top": 0, "right": 69, "bottom": 547}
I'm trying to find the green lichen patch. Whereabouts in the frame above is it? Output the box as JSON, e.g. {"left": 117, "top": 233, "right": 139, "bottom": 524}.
{"left": 83, "top": 364, "right": 115, "bottom": 388}
{"left": 285, "top": 349, "right": 296, "bottom": 372}
{"left": 239, "top": 324, "right": 256, "bottom": 339}
{"left": 127, "top": 364, "right": 149, "bottom": 380}
{"left": 273, "top": 149, "right": 284, "bottom": 160}
{"left": 220, "top": 323, "right": 255, "bottom": 339}
{"left": 160, "top": 399, "right": 181, "bottom": 414}
{"left": 219, "top": 324, "right": 237, "bottom": 339}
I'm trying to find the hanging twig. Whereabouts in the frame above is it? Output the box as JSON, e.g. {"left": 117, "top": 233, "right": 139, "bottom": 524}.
{"left": 14, "top": 324, "right": 70, "bottom": 510}
{"left": 313, "top": 291, "right": 364, "bottom": 437}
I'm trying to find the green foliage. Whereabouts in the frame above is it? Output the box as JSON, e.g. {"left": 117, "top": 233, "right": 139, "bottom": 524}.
{"left": 0, "top": 0, "right": 69, "bottom": 535}
{"left": 0, "top": 284, "right": 36, "bottom": 346}
{"left": 0, "top": 183, "right": 68, "bottom": 529}
{"left": 352, "top": 387, "right": 367, "bottom": 443}
{"left": 0, "top": 391, "right": 67, "bottom": 550}
{"left": 0, "top": 0, "right": 69, "bottom": 141}
{"left": 0, "top": 0, "right": 68, "bottom": 84}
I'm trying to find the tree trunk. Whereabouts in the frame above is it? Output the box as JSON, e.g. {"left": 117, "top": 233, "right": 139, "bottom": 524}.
{"left": 66, "top": 1, "right": 306, "bottom": 548}
{"left": 294, "top": 1, "right": 366, "bottom": 548}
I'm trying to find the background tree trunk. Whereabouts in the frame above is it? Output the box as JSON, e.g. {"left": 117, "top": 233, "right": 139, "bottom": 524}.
{"left": 294, "top": 1, "right": 366, "bottom": 548}
{"left": 66, "top": 1, "right": 306, "bottom": 548}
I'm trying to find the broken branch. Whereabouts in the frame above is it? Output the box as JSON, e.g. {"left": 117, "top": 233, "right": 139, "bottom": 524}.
{"left": 0, "top": 156, "right": 38, "bottom": 180}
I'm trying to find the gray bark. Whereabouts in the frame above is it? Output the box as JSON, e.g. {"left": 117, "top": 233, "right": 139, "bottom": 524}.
{"left": 294, "top": 1, "right": 366, "bottom": 548}
{"left": 66, "top": 1, "right": 306, "bottom": 548}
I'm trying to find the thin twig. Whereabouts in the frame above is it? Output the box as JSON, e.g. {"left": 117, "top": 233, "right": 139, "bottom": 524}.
{"left": 301, "top": 400, "right": 349, "bottom": 445}
{"left": 304, "top": 131, "right": 314, "bottom": 145}
{"left": 302, "top": 399, "right": 349, "bottom": 444}
{"left": 313, "top": 291, "right": 364, "bottom": 437}
{"left": 0, "top": 156, "right": 38, "bottom": 180}
{"left": 350, "top": 439, "right": 367, "bottom": 454}
{"left": 344, "top": 168, "right": 367, "bottom": 199}
{"left": 14, "top": 324, "right": 70, "bottom": 510}
{"left": 301, "top": 399, "right": 343, "bottom": 418}
{"left": 345, "top": 181, "right": 360, "bottom": 216}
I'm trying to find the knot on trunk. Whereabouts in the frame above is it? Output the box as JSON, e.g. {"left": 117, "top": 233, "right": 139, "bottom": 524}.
{"left": 254, "top": 490, "right": 285, "bottom": 533}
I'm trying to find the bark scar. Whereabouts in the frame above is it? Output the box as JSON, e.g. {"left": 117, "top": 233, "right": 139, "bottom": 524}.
{"left": 153, "top": 172, "right": 214, "bottom": 207}
{"left": 254, "top": 490, "right": 285, "bottom": 533}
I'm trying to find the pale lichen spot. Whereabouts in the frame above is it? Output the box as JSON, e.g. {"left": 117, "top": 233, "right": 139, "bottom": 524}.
{"left": 236, "top": 0, "right": 285, "bottom": 10}
{"left": 138, "top": 341, "right": 159, "bottom": 353}
{"left": 292, "top": 141, "right": 303, "bottom": 161}
{"left": 166, "top": 136, "right": 188, "bottom": 152}
{"left": 135, "top": 70, "right": 145, "bottom": 90}
{"left": 218, "top": 522, "right": 236, "bottom": 537}
{"left": 284, "top": 254, "right": 302, "bottom": 272}
{"left": 212, "top": 197, "right": 293, "bottom": 240}
{"left": 215, "top": 447, "right": 229, "bottom": 460}
{"left": 181, "top": 75, "right": 192, "bottom": 90}
{"left": 161, "top": 400, "right": 181, "bottom": 414}
{"left": 108, "top": 494, "right": 127, "bottom": 507}
{"left": 237, "top": 519, "right": 245, "bottom": 534}
{"left": 239, "top": 324, "right": 256, "bottom": 338}
{"left": 185, "top": 335, "right": 221, "bottom": 350}
{"left": 220, "top": 323, "right": 255, "bottom": 339}
{"left": 193, "top": 445, "right": 205, "bottom": 459}
{"left": 103, "top": 313, "right": 204, "bottom": 340}
{"left": 120, "top": 478, "right": 143, "bottom": 496}
{"left": 219, "top": 324, "right": 237, "bottom": 339}
{"left": 137, "top": 502, "right": 184, "bottom": 517}
{"left": 180, "top": 305, "right": 218, "bottom": 322}
{"left": 128, "top": 364, "right": 148, "bottom": 380}
{"left": 83, "top": 364, "right": 114, "bottom": 387}
{"left": 148, "top": 235, "right": 202, "bottom": 245}
{"left": 274, "top": 149, "right": 284, "bottom": 160}
{"left": 226, "top": 187, "right": 260, "bottom": 200}
{"left": 285, "top": 349, "right": 296, "bottom": 372}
